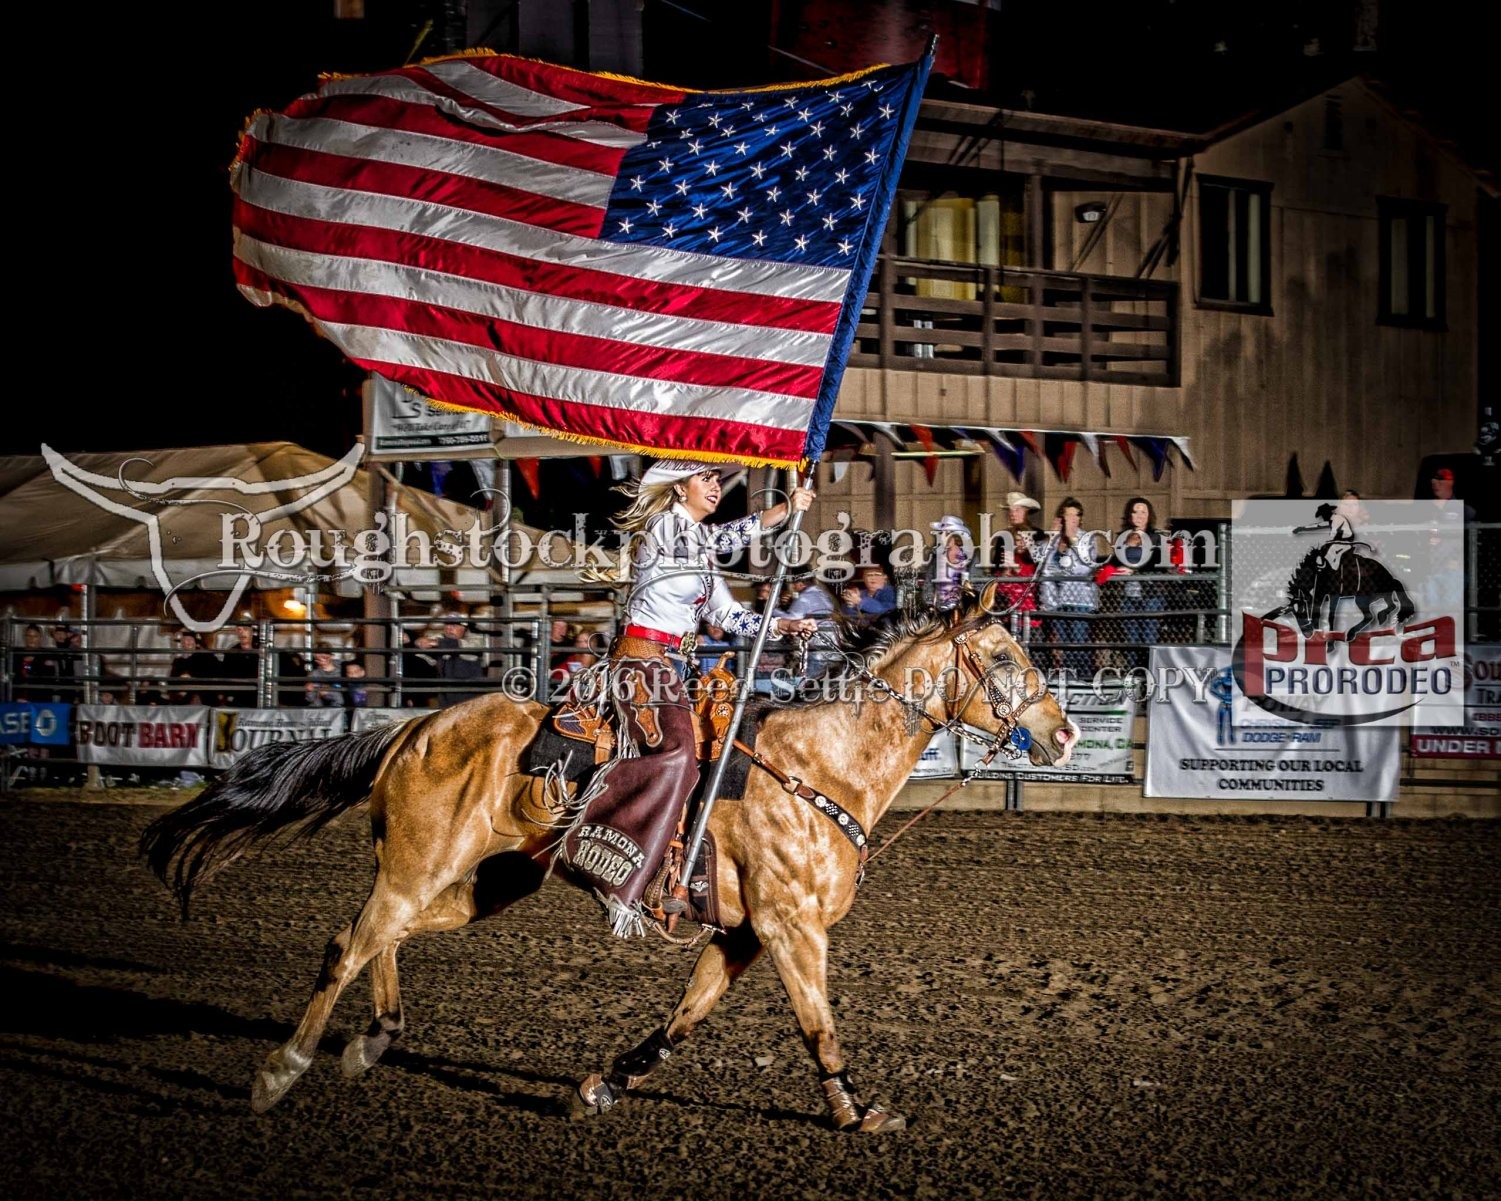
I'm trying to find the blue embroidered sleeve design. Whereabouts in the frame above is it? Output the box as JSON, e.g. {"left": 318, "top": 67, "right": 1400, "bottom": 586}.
{"left": 721, "top": 607, "right": 762, "bottom": 637}
{"left": 706, "top": 513, "right": 762, "bottom": 555}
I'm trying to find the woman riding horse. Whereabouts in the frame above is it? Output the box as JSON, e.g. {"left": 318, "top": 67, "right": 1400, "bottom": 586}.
{"left": 573, "top": 459, "right": 816, "bottom": 934}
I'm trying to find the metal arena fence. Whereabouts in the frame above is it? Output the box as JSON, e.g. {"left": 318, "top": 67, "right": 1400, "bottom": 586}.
{"left": 3, "top": 523, "right": 1495, "bottom": 791}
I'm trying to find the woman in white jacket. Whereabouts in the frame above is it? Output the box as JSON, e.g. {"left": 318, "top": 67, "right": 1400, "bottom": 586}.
{"left": 569, "top": 460, "right": 814, "bottom": 933}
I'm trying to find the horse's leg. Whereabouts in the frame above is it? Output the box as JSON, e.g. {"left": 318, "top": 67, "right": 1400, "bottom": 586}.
{"left": 342, "top": 851, "right": 547, "bottom": 1078}
{"left": 759, "top": 915, "right": 906, "bottom": 1133}
{"left": 251, "top": 879, "right": 421, "bottom": 1113}
{"left": 574, "top": 923, "right": 761, "bottom": 1114}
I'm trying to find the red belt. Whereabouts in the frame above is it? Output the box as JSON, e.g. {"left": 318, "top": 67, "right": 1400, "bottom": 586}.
{"left": 622, "top": 623, "right": 683, "bottom": 649}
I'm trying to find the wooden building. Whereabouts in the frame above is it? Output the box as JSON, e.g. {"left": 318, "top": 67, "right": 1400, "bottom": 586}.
{"left": 812, "top": 76, "right": 1494, "bottom": 534}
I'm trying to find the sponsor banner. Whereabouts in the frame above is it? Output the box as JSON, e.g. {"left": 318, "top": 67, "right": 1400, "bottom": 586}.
{"left": 1410, "top": 733, "right": 1499, "bottom": 759}
{"left": 909, "top": 732, "right": 959, "bottom": 779}
{"left": 1410, "top": 646, "right": 1501, "bottom": 757}
{"left": 958, "top": 688, "right": 1137, "bottom": 783}
{"left": 369, "top": 374, "right": 493, "bottom": 456}
{"left": 1146, "top": 648, "right": 1399, "bottom": 801}
{"left": 210, "top": 708, "right": 347, "bottom": 769}
{"left": 0, "top": 703, "right": 72, "bottom": 746}
{"left": 1229, "top": 499, "right": 1464, "bottom": 728}
{"left": 349, "top": 708, "right": 417, "bottom": 734}
{"left": 76, "top": 706, "right": 209, "bottom": 767}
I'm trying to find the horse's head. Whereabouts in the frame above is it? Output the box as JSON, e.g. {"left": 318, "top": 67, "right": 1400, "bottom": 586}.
{"left": 947, "top": 584, "right": 1078, "bottom": 767}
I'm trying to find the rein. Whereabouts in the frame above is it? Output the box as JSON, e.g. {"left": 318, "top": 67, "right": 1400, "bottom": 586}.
{"left": 743, "top": 616, "right": 1052, "bottom": 881}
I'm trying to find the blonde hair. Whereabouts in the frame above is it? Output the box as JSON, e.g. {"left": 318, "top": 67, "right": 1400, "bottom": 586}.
{"left": 611, "top": 477, "right": 680, "bottom": 535}
{"left": 578, "top": 478, "right": 679, "bottom": 585}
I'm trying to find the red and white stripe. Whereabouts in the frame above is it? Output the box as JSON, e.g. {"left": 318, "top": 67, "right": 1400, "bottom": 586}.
{"left": 230, "top": 55, "right": 851, "bottom": 464}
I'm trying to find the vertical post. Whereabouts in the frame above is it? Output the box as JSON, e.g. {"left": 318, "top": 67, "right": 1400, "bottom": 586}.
{"left": 1466, "top": 525, "right": 1478, "bottom": 644}
{"left": 1215, "top": 521, "right": 1230, "bottom": 645}
{"left": 875, "top": 441, "right": 896, "bottom": 530}
{"left": 257, "top": 618, "right": 274, "bottom": 708}
{"left": 677, "top": 463, "right": 818, "bottom": 894}
{"left": 82, "top": 584, "right": 102, "bottom": 791}
{"left": 1079, "top": 277, "right": 1094, "bottom": 382}
{"left": 535, "top": 592, "right": 551, "bottom": 702}
{"left": 388, "top": 591, "right": 403, "bottom": 709}
{"left": 361, "top": 385, "right": 390, "bottom": 707}
{"left": 980, "top": 263, "right": 997, "bottom": 373}
{"left": 878, "top": 253, "right": 896, "bottom": 370}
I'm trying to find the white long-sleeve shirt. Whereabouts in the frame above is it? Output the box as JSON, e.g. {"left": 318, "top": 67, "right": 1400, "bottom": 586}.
{"left": 624, "top": 504, "right": 767, "bottom": 639}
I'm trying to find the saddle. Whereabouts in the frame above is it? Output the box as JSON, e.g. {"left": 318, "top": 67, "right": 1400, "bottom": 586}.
{"left": 544, "top": 655, "right": 740, "bottom": 934}
{"left": 550, "top": 653, "right": 739, "bottom": 765}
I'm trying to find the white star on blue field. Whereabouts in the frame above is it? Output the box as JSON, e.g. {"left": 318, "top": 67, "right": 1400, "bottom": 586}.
{"left": 603, "top": 63, "right": 917, "bottom": 268}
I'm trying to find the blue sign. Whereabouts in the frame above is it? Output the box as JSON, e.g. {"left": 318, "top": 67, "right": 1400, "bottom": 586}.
{"left": 0, "top": 702, "right": 72, "bottom": 745}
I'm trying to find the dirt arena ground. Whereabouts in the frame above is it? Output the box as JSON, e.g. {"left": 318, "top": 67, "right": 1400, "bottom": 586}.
{"left": 1, "top": 796, "right": 1497, "bottom": 1200}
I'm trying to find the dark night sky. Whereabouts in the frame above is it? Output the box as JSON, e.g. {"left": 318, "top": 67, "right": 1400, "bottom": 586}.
{"left": 10, "top": 0, "right": 1487, "bottom": 460}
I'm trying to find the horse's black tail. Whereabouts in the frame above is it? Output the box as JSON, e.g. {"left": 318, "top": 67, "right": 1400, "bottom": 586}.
{"left": 139, "top": 722, "right": 408, "bottom": 918}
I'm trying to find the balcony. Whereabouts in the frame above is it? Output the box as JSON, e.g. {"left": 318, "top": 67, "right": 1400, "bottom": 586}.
{"left": 851, "top": 256, "right": 1179, "bottom": 387}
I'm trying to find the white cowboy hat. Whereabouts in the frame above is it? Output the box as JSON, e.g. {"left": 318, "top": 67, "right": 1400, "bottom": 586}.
{"left": 929, "top": 514, "right": 970, "bottom": 534}
{"left": 640, "top": 459, "right": 736, "bottom": 486}
{"left": 1004, "top": 491, "right": 1040, "bottom": 511}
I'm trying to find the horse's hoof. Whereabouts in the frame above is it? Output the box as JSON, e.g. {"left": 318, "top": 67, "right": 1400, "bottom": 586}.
{"left": 341, "top": 1035, "right": 386, "bottom": 1079}
{"left": 569, "top": 1072, "right": 618, "bottom": 1118}
{"left": 856, "top": 1105, "right": 907, "bottom": 1134}
{"left": 837, "top": 1104, "right": 907, "bottom": 1134}
{"left": 250, "top": 1047, "right": 312, "bottom": 1113}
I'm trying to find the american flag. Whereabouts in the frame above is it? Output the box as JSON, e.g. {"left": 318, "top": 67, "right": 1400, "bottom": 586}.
{"left": 230, "top": 53, "right": 930, "bottom": 467}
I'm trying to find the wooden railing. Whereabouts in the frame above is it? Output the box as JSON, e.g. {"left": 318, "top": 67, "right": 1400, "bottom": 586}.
{"left": 850, "top": 256, "right": 1179, "bottom": 386}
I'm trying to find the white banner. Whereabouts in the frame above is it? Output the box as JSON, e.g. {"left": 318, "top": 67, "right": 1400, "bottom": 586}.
{"left": 76, "top": 705, "right": 209, "bottom": 767}
{"left": 1146, "top": 647, "right": 1399, "bottom": 801}
{"left": 209, "top": 708, "right": 348, "bottom": 769}
{"left": 909, "top": 732, "right": 959, "bottom": 779}
{"left": 1411, "top": 645, "right": 1501, "bottom": 757}
{"left": 349, "top": 708, "right": 418, "bottom": 734}
{"left": 369, "top": 373, "right": 494, "bottom": 456}
{"left": 958, "top": 687, "right": 1138, "bottom": 783}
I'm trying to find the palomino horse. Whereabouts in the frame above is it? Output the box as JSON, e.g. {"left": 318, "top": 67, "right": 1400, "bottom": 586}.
{"left": 142, "top": 584, "right": 1077, "bottom": 1132}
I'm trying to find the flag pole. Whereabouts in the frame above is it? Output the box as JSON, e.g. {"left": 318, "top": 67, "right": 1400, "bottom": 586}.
{"left": 672, "top": 461, "right": 818, "bottom": 907}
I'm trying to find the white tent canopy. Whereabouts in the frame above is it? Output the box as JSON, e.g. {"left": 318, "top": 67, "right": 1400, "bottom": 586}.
{"left": 0, "top": 442, "right": 583, "bottom": 595}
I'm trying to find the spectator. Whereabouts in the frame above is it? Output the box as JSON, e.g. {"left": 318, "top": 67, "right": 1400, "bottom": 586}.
{"left": 840, "top": 563, "right": 898, "bottom": 627}
{"left": 400, "top": 628, "right": 440, "bottom": 708}
{"left": 168, "top": 631, "right": 221, "bottom": 705}
{"left": 549, "top": 620, "right": 579, "bottom": 684}
{"left": 48, "top": 624, "right": 80, "bottom": 702}
{"left": 341, "top": 660, "right": 369, "bottom": 710}
{"left": 1039, "top": 497, "right": 1110, "bottom": 682}
{"left": 436, "top": 613, "right": 483, "bottom": 708}
{"left": 550, "top": 623, "right": 599, "bottom": 684}
{"left": 275, "top": 645, "right": 308, "bottom": 708}
{"left": 774, "top": 576, "right": 839, "bottom": 687}
{"left": 305, "top": 644, "right": 343, "bottom": 707}
{"left": 220, "top": 621, "right": 260, "bottom": 707}
{"left": 928, "top": 515, "right": 974, "bottom": 611}
{"left": 1429, "top": 467, "right": 1476, "bottom": 524}
{"left": 10, "top": 623, "right": 48, "bottom": 702}
{"left": 992, "top": 492, "right": 1044, "bottom": 630}
{"left": 1112, "top": 497, "right": 1172, "bottom": 670}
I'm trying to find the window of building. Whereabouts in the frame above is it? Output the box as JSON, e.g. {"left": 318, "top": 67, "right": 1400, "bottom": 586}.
{"left": 1379, "top": 199, "right": 1445, "bottom": 328}
{"left": 1198, "top": 176, "right": 1272, "bottom": 313}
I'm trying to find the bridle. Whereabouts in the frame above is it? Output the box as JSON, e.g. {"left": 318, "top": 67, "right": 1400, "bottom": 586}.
{"left": 813, "top": 610, "right": 1052, "bottom": 767}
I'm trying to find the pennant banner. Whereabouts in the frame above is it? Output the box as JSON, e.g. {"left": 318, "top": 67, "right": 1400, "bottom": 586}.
{"left": 232, "top": 51, "right": 932, "bottom": 468}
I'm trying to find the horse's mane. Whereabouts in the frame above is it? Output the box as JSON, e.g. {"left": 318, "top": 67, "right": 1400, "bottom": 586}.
{"left": 755, "top": 592, "right": 996, "bottom": 718}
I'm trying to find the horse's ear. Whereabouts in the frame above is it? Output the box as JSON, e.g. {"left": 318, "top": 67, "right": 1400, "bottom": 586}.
{"left": 979, "top": 582, "right": 999, "bottom": 616}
